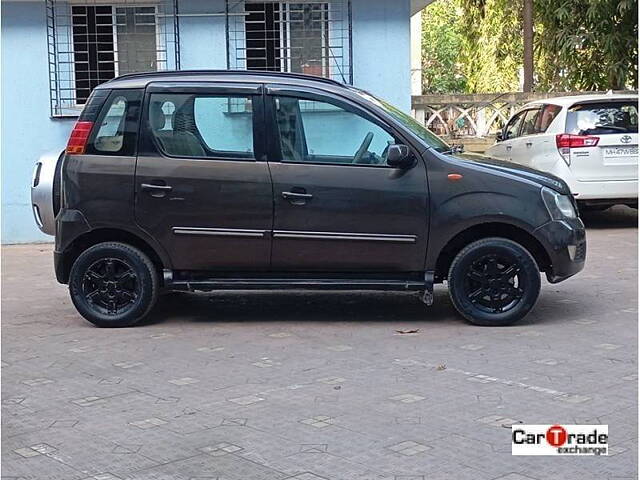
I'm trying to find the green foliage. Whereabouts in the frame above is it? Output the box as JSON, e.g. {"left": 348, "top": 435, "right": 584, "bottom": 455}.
{"left": 456, "top": 0, "right": 524, "bottom": 92}
{"left": 420, "top": 0, "right": 467, "bottom": 93}
{"left": 421, "top": 0, "right": 638, "bottom": 93}
{"left": 535, "top": 0, "right": 638, "bottom": 90}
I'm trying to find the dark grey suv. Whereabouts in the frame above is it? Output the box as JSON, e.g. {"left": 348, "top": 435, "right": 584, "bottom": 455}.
{"left": 31, "top": 71, "right": 586, "bottom": 327}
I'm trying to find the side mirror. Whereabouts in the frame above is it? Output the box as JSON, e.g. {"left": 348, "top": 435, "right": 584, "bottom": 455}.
{"left": 387, "top": 144, "right": 415, "bottom": 169}
{"left": 496, "top": 131, "right": 504, "bottom": 142}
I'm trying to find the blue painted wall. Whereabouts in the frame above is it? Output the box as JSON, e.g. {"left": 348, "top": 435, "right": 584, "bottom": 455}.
{"left": 1, "top": 0, "right": 411, "bottom": 243}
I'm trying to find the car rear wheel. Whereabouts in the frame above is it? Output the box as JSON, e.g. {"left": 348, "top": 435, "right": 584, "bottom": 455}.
{"left": 448, "top": 238, "right": 541, "bottom": 326}
{"left": 69, "top": 242, "right": 158, "bottom": 327}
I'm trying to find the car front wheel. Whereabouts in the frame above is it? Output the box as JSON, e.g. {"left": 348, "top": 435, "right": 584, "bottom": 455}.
{"left": 448, "top": 238, "right": 541, "bottom": 326}
{"left": 69, "top": 242, "right": 159, "bottom": 327}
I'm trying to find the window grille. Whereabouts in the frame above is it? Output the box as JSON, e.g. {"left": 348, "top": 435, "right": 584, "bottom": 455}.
{"left": 227, "top": 0, "right": 352, "bottom": 84}
{"left": 46, "top": 0, "right": 180, "bottom": 117}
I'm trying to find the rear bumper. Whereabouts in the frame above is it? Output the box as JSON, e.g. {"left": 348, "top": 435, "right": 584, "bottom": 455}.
{"left": 570, "top": 179, "right": 638, "bottom": 201}
{"left": 533, "top": 217, "right": 586, "bottom": 284}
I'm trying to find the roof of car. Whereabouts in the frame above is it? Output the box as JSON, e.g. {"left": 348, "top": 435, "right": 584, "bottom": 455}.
{"left": 98, "top": 69, "right": 350, "bottom": 90}
{"left": 524, "top": 92, "right": 638, "bottom": 109}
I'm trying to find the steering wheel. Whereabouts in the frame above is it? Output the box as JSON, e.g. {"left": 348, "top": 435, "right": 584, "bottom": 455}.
{"left": 353, "top": 132, "right": 374, "bottom": 164}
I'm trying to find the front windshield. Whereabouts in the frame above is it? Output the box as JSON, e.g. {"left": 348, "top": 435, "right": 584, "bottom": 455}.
{"left": 352, "top": 88, "right": 451, "bottom": 153}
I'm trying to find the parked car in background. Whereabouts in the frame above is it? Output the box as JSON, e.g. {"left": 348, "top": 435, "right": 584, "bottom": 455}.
{"left": 32, "top": 71, "right": 586, "bottom": 328}
{"left": 487, "top": 93, "right": 638, "bottom": 211}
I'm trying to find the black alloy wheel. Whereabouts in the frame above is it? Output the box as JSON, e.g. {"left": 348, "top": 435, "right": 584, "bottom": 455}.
{"left": 82, "top": 258, "right": 140, "bottom": 316}
{"left": 448, "top": 238, "right": 541, "bottom": 326}
{"left": 69, "top": 242, "right": 158, "bottom": 327}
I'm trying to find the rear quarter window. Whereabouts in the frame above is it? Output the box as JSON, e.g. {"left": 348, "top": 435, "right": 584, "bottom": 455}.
{"left": 566, "top": 101, "right": 638, "bottom": 135}
{"left": 86, "top": 89, "right": 143, "bottom": 156}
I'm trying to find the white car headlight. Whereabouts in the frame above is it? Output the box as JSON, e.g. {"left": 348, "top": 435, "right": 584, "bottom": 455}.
{"left": 541, "top": 187, "right": 577, "bottom": 220}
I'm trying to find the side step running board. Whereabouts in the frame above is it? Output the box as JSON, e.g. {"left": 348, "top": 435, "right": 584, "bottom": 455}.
{"left": 167, "top": 277, "right": 425, "bottom": 293}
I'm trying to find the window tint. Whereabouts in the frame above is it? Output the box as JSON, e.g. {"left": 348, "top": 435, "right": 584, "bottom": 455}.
{"left": 504, "top": 111, "right": 525, "bottom": 140}
{"left": 87, "top": 89, "right": 142, "bottom": 156}
{"left": 274, "top": 96, "right": 396, "bottom": 166}
{"left": 536, "top": 104, "right": 562, "bottom": 133}
{"left": 520, "top": 108, "right": 541, "bottom": 136}
{"left": 566, "top": 101, "right": 639, "bottom": 135}
{"left": 149, "top": 93, "right": 254, "bottom": 159}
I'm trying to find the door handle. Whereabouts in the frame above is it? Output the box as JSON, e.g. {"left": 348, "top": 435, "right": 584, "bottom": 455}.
{"left": 282, "top": 191, "right": 313, "bottom": 205}
{"left": 506, "top": 145, "right": 512, "bottom": 151}
{"left": 141, "top": 183, "right": 173, "bottom": 198}
{"left": 526, "top": 142, "right": 533, "bottom": 147}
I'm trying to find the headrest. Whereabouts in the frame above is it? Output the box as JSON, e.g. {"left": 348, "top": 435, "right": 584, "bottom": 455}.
{"left": 149, "top": 102, "right": 166, "bottom": 131}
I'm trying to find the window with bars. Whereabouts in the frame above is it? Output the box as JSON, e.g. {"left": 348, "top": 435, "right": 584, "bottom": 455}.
{"left": 47, "top": 0, "right": 179, "bottom": 116}
{"left": 228, "top": 0, "right": 352, "bottom": 84}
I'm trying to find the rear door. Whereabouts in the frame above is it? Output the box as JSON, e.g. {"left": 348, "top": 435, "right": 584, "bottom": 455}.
{"left": 565, "top": 100, "right": 638, "bottom": 181}
{"left": 135, "top": 83, "right": 273, "bottom": 271}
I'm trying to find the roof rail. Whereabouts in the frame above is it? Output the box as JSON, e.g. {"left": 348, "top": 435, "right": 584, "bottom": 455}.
{"left": 110, "top": 69, "right": 347, "bottom": 88}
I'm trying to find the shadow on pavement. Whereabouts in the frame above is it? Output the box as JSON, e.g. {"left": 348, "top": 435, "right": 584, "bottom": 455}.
{"left": 580, "top": 205, "right": 637, "bottom": 229}
{"left": 145, "top": 288, "right": 460, "bottom": 326}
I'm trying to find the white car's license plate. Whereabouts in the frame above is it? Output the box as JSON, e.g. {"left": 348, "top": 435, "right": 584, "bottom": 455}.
{"left": 604, "top": 146, "right": 638, "bottom": 156}
{"left": 603, "top": 146, "right": 638, "bottom": 166}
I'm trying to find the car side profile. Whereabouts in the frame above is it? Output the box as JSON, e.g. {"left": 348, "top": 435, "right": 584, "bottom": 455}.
{"left": 486, "top": 93, "right": 638, "bottom": 211}
{"left": 32, "top": 71, "right": 586, "bottom": 327}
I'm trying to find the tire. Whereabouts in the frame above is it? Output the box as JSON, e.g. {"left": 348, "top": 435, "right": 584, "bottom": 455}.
{"left": 69, "top": 242, "right": 159, "bottom": 327}
{"left": 447, "top": 238, "right": 541, "bottom": 326}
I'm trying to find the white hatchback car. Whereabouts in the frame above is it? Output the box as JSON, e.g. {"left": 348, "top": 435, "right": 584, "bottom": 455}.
{"left": 486, "top": 93, "right": 638, "bottom": 210}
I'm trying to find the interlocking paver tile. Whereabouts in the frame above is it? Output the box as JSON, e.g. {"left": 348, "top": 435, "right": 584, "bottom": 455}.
{"left": 300, "top": 416, "right": 332, "bottom": 428}
{"left": 21, "top": 378, "right": 53, "bottom": 386}
{"left": 299, "top": 444, "right": 328, "bottom": 453}
{"left": 221, "top": 418, "right": 247, "bottom": 426}
{"left": 71, "top": 396, "right": 104, "bottom": 407}
{"left": 389, "top": 393, "right": 425, "bottom": 404}
{"left": 1, "top": 219, "right": 637, "bottom": 480}
{"left": 128, "top": 417, "right": 168, "bottom": 429}
{"left": 168, "top": 377, "right": 199, "bottom": 385}
{"left": 227, "top": 395, "right": 264, "bottom": 406}
{"left": 388, "top": 441, "right": 431, "bottom": 456}
{"left": 326, "top": 345, "right": 353, "bottom": 352}
{"left": 200, "top": 442, "right": 243, "bottom": 456}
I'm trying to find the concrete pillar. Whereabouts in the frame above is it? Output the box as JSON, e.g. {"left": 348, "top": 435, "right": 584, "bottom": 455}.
{"left": 410, "top": 12, "right": 422, "bottom": 96}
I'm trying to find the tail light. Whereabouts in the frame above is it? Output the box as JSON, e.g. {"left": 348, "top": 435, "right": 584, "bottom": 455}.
{"left": 556, "top": 134, "right": 600, "bottom": 166}
{"left": 65, "top": 121, "right": 94, "bottom": 155}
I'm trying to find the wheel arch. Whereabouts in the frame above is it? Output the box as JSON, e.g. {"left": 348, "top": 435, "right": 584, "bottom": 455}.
{"left": 433, "top": 222, "right": 552, "bottom": 282}
{"left": 59, "top": 228, "right": 169, "bottom": 284}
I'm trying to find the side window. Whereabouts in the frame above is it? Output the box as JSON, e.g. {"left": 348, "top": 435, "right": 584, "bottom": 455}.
{"left": 504, "top": 112, "right": 525, "bottom": 140}
{"left": 88, "top": 89, "right": 142, "bottom": 156}
{"left": 536, "top": 104, "right": 562, "bottom": 133}
{"left": 148, "top": 93, "right": 254, "bottom": 159}
{"left": 274, "top": 96, "right": 397, "bottom": 166}
{"left": 520, "top": 108, "right": 541, "bottom": 136}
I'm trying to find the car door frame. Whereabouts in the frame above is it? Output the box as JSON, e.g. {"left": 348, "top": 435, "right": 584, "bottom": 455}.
{"left": 511, "top": 106, "right": 543, "bottom": 167}
{"left": 134, "top": 81, "right": 275, "bottom": 271}
{"left": 262, "top": 84, "right": 431, "bottom": 273}
{"left": 498, "top": 109, "right": 527, "bottom": 161}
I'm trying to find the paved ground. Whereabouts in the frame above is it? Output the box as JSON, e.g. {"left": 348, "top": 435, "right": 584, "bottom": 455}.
{"left": 1, "top": 206, "right": 638, "bottom": 480}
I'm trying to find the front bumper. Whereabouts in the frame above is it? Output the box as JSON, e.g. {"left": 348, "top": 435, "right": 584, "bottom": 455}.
{"left": 534, "top": 216, "right": 586, "bottom": 283}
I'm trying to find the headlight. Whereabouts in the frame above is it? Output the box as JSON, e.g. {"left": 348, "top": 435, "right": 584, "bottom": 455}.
{"left": 541, "top": 187, "right": 577, "bottom": 220}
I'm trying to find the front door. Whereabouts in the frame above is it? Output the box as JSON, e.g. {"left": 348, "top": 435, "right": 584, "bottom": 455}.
{"left": 135, "top": 83, "right": 273, "bottom": 271}
{"left": 265, "top": 88, "right": 429, "bottom": 272}
{"left": 491, "top": 110, "right": 527, "bottom": 162}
